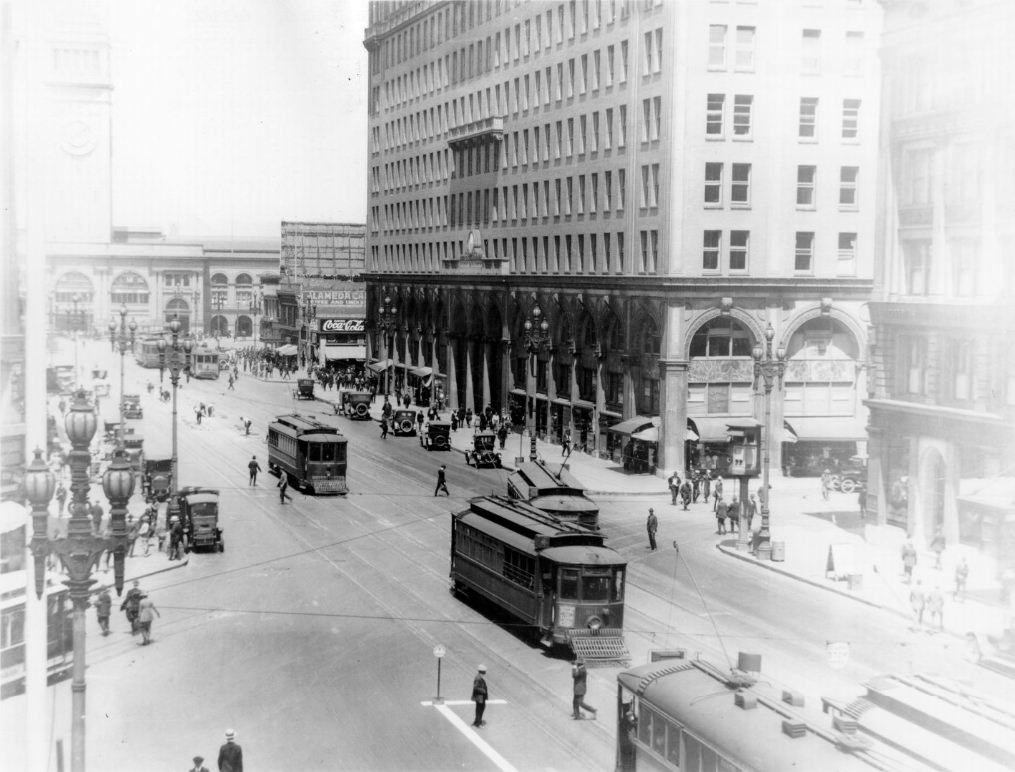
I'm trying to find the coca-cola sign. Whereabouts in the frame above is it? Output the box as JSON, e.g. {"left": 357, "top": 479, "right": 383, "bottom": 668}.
{"left": 320, "top": 318, "right": 365, "bottom": 333}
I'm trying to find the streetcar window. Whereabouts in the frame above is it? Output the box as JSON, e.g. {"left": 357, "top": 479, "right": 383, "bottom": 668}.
{"left": 581, "top": 573, "right": 611, "bottom": 602}
{"left": 560, "top": 569, "right": 579, "bottom": 600}
{"left": 320, "top": 443, "right": 335, "bottom": 462}
{"left": 614, "top": 568, "right": 625, "bottom": 602}
{"left": 307, "top": 443, "right": 319, "bottom": 462}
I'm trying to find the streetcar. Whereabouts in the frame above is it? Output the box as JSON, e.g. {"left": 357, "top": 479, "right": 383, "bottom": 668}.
{"left": 267, "top": 413, "right": 348, "bottom": 494}
{"left": 190, "top": 349, "right": 221, "bottom": 380}
{"left": 507, "top": 459, "right": 599, "bottom": 529}
{"left": 134, "top": 337, "right": 164, "bottom": 368}
{"left": 1, "top": 571, "right": 74, "bottom": 699}
{"left": 615, "top": 657, "right": 988, "bottom": 772}
{"left": 450, "top": 496, "right": 627, "bottom": 661}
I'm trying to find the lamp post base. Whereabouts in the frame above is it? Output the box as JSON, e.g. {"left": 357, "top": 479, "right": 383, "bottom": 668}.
{"left": 756, "top": 542, "right": 772, "bottom": 561}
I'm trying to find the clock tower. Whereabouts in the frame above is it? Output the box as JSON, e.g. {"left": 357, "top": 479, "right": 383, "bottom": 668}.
{"left": 43, "top": 13, "right": 112, "bottom": 243}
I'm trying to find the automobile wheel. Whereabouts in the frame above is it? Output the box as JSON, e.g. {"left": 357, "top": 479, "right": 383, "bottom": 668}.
{"left": 219, "top": 540, "right": 225, "bottom": 553}
{"left": 355, "top": 404, "right": 368, "bottom": 418}
{"left": 400, "top": 420, "right": 414, "bottom": 433}
{"left": 434, "top": 436, "right": 449, "bottom": 449}
{"left": 840, "top": 478, "right": 857, "bottom": 494}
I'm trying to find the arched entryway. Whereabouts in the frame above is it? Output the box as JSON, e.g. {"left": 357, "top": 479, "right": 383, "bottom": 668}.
{"left": 54, "top": 272, "right": 95, "bottom": 332}
{"left": 210, "top": 315, "right": 229, "bottom": 336}
{"left": 165, "top": 298, "right": 191, "bottom": 333}
{"left": 235, "top": 315, "right": 252, "bottom": 338}
{"left": 919, "top": 447, "right": 947, "bottom": 537}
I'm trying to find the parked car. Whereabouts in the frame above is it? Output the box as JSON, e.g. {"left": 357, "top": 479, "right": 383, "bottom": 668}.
{"left": 832, "top": 457, "right": 867, "bottom": 494}
{"left": 123, "top": 394, "right": 143, "bottom": 419}
{"left": 465, "top": 431, "right": 501, "bottom": 468}
{"left": 420, "top": 421, "right": 452, "bottom": 451}
{"left": 392, "top": 409, "right": 418, "bottom": 436}
{"left": 143, "top": 457, "right": 173, "bottom": 502}
{"left": 177, "top": 486, "right": 223, "bottom": 553}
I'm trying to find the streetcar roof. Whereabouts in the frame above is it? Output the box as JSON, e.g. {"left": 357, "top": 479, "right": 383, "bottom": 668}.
{"left": 184, "top": 494, "right": 219, "bottom": 505}
{"left": 459, "top": 496, "right": 612, "bottom": 549}
{"left": 510, "top": 460, "right": 586, "bottom": 494}
{"left": 530, "top": 494, "right": 598, "bottom": 514}
{"left": 539, "top": 544, "right": 625, "bottom": 566}
{"left": 270, "top": 414, "right": 345, "bottom": 437}
{"left": 617, "top": 660, "right": 931, "bottom": 772}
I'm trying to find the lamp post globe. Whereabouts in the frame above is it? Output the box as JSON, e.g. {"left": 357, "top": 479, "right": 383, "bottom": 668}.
{"left": 25, "top": 448, "right": 56, "bottom": 599}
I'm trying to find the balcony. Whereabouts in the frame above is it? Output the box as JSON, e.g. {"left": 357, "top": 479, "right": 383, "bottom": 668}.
{"left": 448, "top": 116, "right": 505, "bottom": 147}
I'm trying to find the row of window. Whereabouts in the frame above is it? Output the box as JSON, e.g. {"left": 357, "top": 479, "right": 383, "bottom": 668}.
{"left": 708, "top": 24, "right": 867, "bottom": 76}
{"left": 703, "top": 230, "right": 857, "bottom": 275}
{"left": 374, "top": 0, "right": 649, "bottom": 88}
{"left": 375, "top": 24, "right": 638, "bottom": 119}
{"left": 900, "top": 335, "right": 1015, "bottom": 408}
{"left": 374, "top": 165, "right": 657, "bottom": 233}
{"left": 374, "top": 69, "right": 860, "bottom": 161}
{"left": 370, "top": 93, "right": 860, "bottom": 204}
{"left": 902, "top": 239, "right": 985, "bottom": 298}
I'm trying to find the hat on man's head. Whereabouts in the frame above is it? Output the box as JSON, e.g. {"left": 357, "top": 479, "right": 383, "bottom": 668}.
{"left": 477, "top": 664, "right": 487, "bottom": 672}
{"left": 193, "top": 757, "right": 204, "bottom": 764}
{"left": 225, "top": 729, "right": 235, "bottom": 740}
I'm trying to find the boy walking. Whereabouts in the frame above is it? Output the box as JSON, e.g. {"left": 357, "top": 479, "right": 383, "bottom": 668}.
{"left": 434, "top": 465, "right": 449, "bottom": 496}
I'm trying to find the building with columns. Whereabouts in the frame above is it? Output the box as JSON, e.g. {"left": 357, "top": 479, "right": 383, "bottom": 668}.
{"left": 362, "top": 0, "right": 881, "bottom": 475}
{"left": 29, "top": 14, "right": 279, "bottom": 343}
{"left": 867, "top": 0, "right": 1015, "bottom": 558}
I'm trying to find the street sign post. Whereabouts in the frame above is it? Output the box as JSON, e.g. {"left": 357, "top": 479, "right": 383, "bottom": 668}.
{"left": 433, "top": 644, "right": 446, "bottom": 704}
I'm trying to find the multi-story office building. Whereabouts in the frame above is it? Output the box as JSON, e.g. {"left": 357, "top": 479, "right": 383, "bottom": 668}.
{"left": 363, "top": 0, "right": 881, "bottom": 474}
{"left": 868, "top": 0, "right": 1015, "bottom": 556}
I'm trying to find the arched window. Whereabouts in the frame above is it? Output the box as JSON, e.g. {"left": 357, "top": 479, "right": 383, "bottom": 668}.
{"left": 235, "top": 273, "right": 253, "bottom": 308}
{"left": 784, "top": 317, "right": 860, "bottom": 418}
{"left": 110, "top": 272, "right": 149, "bottom": 306}
{"left": 210, "top": 274, "right": 228, "bottom": 311}
{"left": 54, "top": 272, "right": 94, "bottom": 304}
{"left": 690, "top": 317, "right": 752, "bottom": 358}
{"left": 689, "top": 317, "right": 754, "bottom": 418}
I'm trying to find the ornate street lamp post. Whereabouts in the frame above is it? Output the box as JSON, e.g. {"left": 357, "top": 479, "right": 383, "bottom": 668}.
{"left": 378, "top": 295, "right": 397, "bottom": 398}
{"left": 521, "top": 303, "right": 550, "bottom": 462}
{"left": 249, "top": 290, "right": 262, "bottom": 347}
{"left": 27, "top": 390, "right": 134, "bottom": 772}
{"left": 107, "top": 305, "right": 137, "bottom": 448}
{"left": 751, "top": 322, "right": 786, "bottom": 561}
{"left": 157, "top": 318, "right": 192, "bottom": 524}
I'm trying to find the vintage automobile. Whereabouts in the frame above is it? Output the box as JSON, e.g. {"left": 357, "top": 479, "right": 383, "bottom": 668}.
{"left": 420, "top": 421, "right": 452, "bottom": 451}
{"left": 123, "top": 394, "right": 143, "bottom": 419}
{"left": 392, "top": 409, "right": 418, "bottom": 436}
{"left": 465, "top": 431, "right": 501, "bottom": 468}
{"left": 176, "top": 486, "right": 223, "bottom": 553}
{"left": 831, "top": 456, "right": 868, "bottom": 494}
{"left": 143, "top": 457, "right": 173, "bottom": 502}
{"left": 91, "top": 369, "right": 111, "bottom": 398}
{"left": 339, "top": 391, "right": 373, "bottom": 420}
{"left": 103, "top": 420, "right": 121, "bottom": 444}
{"left": 121, "top": 421, "right": 144, "bottom": 473}
{"left": 296, "top": 378, "right": 316, "bottom": 400}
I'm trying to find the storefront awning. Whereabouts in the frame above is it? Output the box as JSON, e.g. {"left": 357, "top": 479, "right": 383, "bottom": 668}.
{"left": 687, "top": 416, "right": 747, "bottom": 443}
{"left": 323, "top": 345, "right": 366, "bottom": 361}
{"left": 276, "top": 344, "right": 298, "bottom": 356}
{"left": 367, "top": 358, "right": 393, "bottom": 373}
{"left": 782, "top": 416, "right": 867, "bottom": 442}
{"left": 607, "top": 415, "right": 658, "bottom": 437}
{"left": 410, "top": 366, "right": 433, "bottom": 377}
{"left": 631, "top": 426, "right": 658, "bottom": 443}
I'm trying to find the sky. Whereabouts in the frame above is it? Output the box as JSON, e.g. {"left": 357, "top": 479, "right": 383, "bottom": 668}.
{"left": 89, "top": 0, "right": 370, "bottom": 238}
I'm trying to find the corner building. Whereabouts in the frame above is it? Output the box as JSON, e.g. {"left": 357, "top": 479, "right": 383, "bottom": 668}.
{"left": 363, "top": 0, "right": 881, "bottom": 475}
{"left": 867, "top": 0, "right": 1015, "bottom": 558}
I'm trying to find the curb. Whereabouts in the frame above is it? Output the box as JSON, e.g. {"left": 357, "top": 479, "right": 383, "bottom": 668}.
{"left": 716, "top": 543, "right": 886, "bottom": 611}
{"left": 715, "top": 543, "right": 978, "bottom": 645}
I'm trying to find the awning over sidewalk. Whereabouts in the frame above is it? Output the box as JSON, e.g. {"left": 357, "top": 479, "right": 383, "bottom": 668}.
{"left": 687, "top": 416, "right": 745, "bottom": 442}
{"left": 607, "top": 415, "right": 658, "bottom": 437}
{"left": 782, "top": 416, "right": 867, "bottom": 442}
{"left": 276, "top": 344, "right": 298, "bottom": 356}
{"left": 323, "top": 345, "right": 366, "bottom": 361}
{"left": 366, "top": 358, "right": 393, "bottom": 373}
{"left": 409, "top": 366, "right": 432, "bottom": 377}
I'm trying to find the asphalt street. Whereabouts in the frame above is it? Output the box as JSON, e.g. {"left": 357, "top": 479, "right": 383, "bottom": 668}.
{"left": 6, "top": 339, "right": 1010, "bottom": 771}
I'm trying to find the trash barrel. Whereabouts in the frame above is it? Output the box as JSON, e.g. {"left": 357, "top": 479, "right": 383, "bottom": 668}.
{"left": 770, "top": 541, "right": 786, "bottom": 562}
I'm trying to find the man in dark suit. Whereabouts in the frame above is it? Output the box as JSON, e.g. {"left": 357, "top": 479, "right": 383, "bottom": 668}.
{"left": 217, "top": 729, "right": 242, "bottom": 772}
{"left": 189, "top": 755, "right": 209, "bottom": 772}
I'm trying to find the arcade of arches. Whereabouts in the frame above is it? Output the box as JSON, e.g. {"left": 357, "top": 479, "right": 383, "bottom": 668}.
{"left": 368, "top": 286, "right": 869, "bottom": 476}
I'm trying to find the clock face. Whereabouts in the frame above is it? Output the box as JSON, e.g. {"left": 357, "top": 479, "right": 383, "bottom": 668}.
{"left": 61, "top": 119, "right": 98, "bottom": 156}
